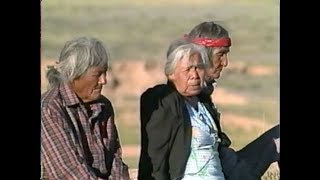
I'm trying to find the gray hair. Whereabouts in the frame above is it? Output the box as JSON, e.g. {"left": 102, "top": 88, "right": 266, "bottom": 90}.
{"left": 46, "top": 37, "right": 109, "bottom": 88}
{"left": 164, "top": 38, "right": 209, "bottom": 76}
{"left": 186, "top": 21, "right": 230, "bottom": 62}
{"left": 187, "top": 21, "right": 229, "bottom": 39}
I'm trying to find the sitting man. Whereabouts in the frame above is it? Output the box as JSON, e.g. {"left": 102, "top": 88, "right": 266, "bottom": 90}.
{"left": 41, "top": 37, "right": 130, "bottom": 179}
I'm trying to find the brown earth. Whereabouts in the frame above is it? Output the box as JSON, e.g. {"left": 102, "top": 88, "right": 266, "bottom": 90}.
{"left": 41, "top": 59, "right": 278, "bottom": 179}
{"left": 41, "top": 60, "right": 275, "bottom": 128}
{"left": 41, "top": 59, "right": 273, "bottom": 101}
{"left": 41, "top": 59, "right": 274, "bottom": 130}
{"left": 41, "top": 59, "right": 276, "bottom": 155}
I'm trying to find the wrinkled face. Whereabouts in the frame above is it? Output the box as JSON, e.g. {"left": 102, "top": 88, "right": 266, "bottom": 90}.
{"left": 70, "top": 66, "right": 108, "bottom": 102}
{"left": 168, "top": 52, "right": 206, "bottom": 97}
{"left": 206, "top": 47, "right": 230, "bottom": 82}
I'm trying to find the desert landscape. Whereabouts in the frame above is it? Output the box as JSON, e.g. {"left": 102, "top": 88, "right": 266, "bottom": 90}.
{"left": 41, "top": 59, "right": 279, "bottom": 179}
{"left": 41, "top": 0, "right": 279, "bottom": 179}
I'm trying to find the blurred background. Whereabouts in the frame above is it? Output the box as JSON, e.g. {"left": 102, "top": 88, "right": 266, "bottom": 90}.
{"left": 41, "top": 0, "right": 279, "bottom": 179}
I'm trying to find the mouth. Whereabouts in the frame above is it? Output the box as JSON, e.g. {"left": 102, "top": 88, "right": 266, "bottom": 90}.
{"left": 93, "top": 87, "right": 102, "bottom": 92}
{"left": 94, "top": 86, "right": 103, "bottom": 90}
{"left": 190, "top": 83, "right": 202, "bottom": 88}
{"left": 190, "top": 84, "right": 202, "bottom": 89}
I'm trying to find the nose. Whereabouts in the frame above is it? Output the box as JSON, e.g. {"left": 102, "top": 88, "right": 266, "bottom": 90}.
{"left": 190, "top": 66, "right": 200, "bottom": 79}
{"left": 221, "top": 54, "right": 228, "bottom": 67}
{"left": 99, "top": 73, "right": 107, "bottom": 85}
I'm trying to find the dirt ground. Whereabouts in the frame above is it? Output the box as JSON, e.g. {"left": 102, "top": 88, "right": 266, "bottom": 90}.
{"left": 41, "top": 59, "right": 279, "bottom": 179}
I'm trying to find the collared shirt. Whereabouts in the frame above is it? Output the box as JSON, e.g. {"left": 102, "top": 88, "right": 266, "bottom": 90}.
{"left": 41, "top": 83, "right": 129, "bottom": 180}
{"left": 183, "top": 101, "right": 225, "bottom": 180}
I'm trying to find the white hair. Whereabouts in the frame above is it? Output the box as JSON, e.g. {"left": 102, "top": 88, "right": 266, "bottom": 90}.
{"left": 164, "top": 40, "right": 209, "bottom": 76}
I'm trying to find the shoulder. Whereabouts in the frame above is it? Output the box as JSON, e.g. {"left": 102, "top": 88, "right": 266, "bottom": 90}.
{"left": 141, "top": 84, "right": 183, "bottom": 120}
{"left": 141, "top": 84, "right": 180, "bottom": 104}
{"left": 41, "top": 86, "right": 63, "bottom": 111}
{"left": 141, "top": 84, "right": 164, "bottom": 101}
{"left": 41, "top": 87, "right": 66, "bottom": 125}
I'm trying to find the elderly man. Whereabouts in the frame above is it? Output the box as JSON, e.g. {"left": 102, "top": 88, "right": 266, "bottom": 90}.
{"left": 41, "top": 37, "right": 130, "bottom": 180}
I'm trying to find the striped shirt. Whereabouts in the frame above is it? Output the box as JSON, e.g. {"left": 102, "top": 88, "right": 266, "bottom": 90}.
{"left": 41, "top": 83, "right": 129, "bottom": 180}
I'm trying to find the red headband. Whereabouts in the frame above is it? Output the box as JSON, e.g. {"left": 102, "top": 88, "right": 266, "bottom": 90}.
{"left": 192, "top": 37, "right": 231, "bottom": 47}
{"left": 183, "top": 34, "right": 231, "bottom": 47}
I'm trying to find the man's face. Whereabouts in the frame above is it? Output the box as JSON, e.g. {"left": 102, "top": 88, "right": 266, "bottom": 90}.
{"left": 70, "top": 66, "right": 108, "bottom": 102}
{"left": 169, "top": 52, "right": 206, "bottom": 97}
{"left": 206, "top": 47, "right": 230, "bottom": 82}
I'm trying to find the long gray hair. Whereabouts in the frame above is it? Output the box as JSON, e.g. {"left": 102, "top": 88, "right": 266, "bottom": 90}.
{"left": 164, "top": 38, "right": 209, "bottom": 76}
{"left": 46, "top": 37, "right": 109, "bottom": 89}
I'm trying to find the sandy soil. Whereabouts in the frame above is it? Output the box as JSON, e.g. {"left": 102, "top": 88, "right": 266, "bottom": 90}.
{"left": 41, "top": 59, "right": 278, "bottom": 179}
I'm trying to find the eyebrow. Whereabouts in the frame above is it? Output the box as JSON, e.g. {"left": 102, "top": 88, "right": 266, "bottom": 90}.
{"left": 185, "top": 62, "right": 206, "bottom": 69}
{"left": 218, "top": 49, "right": 230, "bottom": 53}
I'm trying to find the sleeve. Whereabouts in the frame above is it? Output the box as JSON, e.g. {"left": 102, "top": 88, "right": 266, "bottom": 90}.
{"left": 41, "top": 106, "right": 98, "bottom": 180}
{"left": 144, "top": 96, "right": 174, "bottom": 180}
{"left": 138, "top": 91, "right": 155, "bottom": 180}
{"left": 109, "top": 123, "right": 130, "bottom": 180}
{"left": 102, "top": 102, "right": 130, "bottom": 180}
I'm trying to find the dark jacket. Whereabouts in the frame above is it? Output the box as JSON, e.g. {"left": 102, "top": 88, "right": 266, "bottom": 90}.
{"left": 138, "top": 82, "right": 231, "bottom": 180}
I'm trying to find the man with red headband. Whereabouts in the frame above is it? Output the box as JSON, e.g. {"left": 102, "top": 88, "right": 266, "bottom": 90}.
{"left": 184, "top": 22, "right": 232, "bottom": 95}
{"left": 138, "top": 21, "right": 279, "bottom": 180}
{"left": 185, "top": 21, "right": 280, "bottom": 179}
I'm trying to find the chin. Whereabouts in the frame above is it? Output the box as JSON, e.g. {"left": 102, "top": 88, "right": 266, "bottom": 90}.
{"left": 89, "top": 93, "right": 102, "bottom": 102}
{"left": 191, "top": 90, "right": 202, "bottom": 96}
{"left": 212, "top": 74, "right": 221, "bottom": 79}
{"left": 93, "top": 94, "right": 102, "bottom": 100}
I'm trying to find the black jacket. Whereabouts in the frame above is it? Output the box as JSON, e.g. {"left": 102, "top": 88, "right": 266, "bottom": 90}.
{"left": 138, "top": 82, "right": 231, "bottom": 180}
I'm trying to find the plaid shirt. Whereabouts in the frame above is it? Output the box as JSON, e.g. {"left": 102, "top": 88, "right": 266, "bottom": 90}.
{"left": 41, "top": 83, "right": 130, "bottom": 180}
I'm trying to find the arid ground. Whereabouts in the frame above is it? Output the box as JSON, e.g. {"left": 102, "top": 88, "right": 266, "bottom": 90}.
{"left": 41, "top": 59, "right": 279, "bottom": 179}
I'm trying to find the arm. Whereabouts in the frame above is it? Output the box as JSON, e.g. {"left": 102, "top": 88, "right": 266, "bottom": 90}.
{"left": 101, "top": 100, "right": 130, "bottom": 180}
{"left": 138, "top": 91, "right": 155, "bottom": 180}
{"left": 108, "top": 121, "right": 130, "bottom": 180}
{"left": 144, "top": 95, "right": 173, "bottom": 180}
{"left": 41, "top": 106, "right": 98, "bottom": 180}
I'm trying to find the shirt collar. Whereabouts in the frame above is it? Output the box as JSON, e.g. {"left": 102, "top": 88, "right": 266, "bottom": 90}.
{"left": 59, "top": 82, "right": 81, "bottom": 106}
